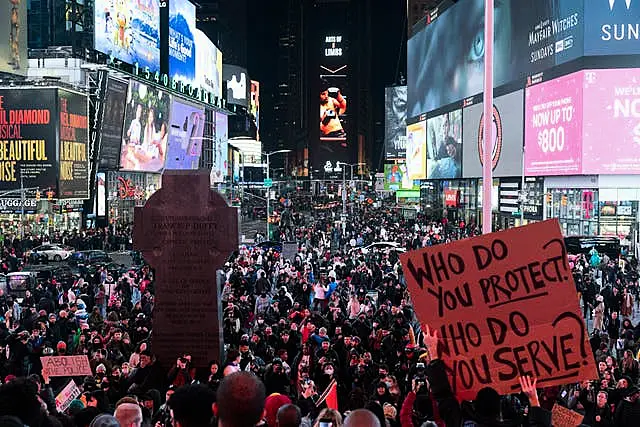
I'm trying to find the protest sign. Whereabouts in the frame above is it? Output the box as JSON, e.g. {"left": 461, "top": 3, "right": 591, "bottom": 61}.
{"left": 400, "top": 219, "right": 597, "bottom": 400}
{"left": 55, "top": 380, "right": 81, "bottom": 413}
{"left": 41, "top": 355, "right": 92, "bottom": 377}
{"left": 551, "top": 404, "right": 584, "bottom": 427}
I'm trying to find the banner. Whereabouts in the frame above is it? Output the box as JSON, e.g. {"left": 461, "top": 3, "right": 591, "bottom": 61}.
{"left": 463, "top": 90, "right": 524, "bottom": 178}
{"left": 584, "top": 0, "right": 640, "bottom": 56}
{"left": 426, "top": 110, "right": 462, "bottom": 179}
{"left": 58, "top": 90, "right": 89, "bottom": 199}
{"left": 94, "top": 0, "right": 161, "bottom": 72}
{"left": 96, "top": 173, "right": 106, "bottom": 217}
{"left": 0, "top": 0, "right": 28, "bottom": 75}
{"left": 41, "top": 355, "right": 92, "bottom": 377}
{"left": 211, "top": 112, "right": 228, "bottom": 183}
{"left": 169, "top": 0, "right": 197, "bottom": 88}
{"left": 524, "top": 71, "right": 584, "bottom": 176}
{"left": 99, "top": 78, "right": 128, "bottom": 169}
{"left": 406, "top": 120, "right": 427, "bottom": 180}
{"left": 551, "top": 404, "right": 584, "bottom": 427}
{"left": 0, "top": 89, "right": 58, "bottom": 193}
{"left": 55, "top": 381, "right": 81, "bottom": 413}
{"left": 582, "top": 68, "right": 640, "bottom": 174}
{"left": 194, "top": 29, "right": 223, "bottom": 99}
{"left": 408, "top": 0, "right": 583, "bottom": 117}
{"left": 400, "top": 220, "right": 597, "bottom": 400}
{"left": 165, "top": 98, "right": 204, "bottom": 170}
{"left": 385, "top": 86, "right": 407, "bottom": 160}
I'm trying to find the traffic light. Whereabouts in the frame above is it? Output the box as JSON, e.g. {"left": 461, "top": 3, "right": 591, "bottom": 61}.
{"left": 47, "top": 191, "right": 54, "bottom": 201}
{"left": 35, "top": 191, "right": 41, "bottom": 202}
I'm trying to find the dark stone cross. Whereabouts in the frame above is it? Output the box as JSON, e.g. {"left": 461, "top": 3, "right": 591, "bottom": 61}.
{"left": 133, "top": 170, "right": 237, "bottom": 369}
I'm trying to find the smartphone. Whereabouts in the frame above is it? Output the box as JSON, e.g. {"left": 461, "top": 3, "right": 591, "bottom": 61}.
{"left": 319, "top": 421, "right": 333, "bottom": 427}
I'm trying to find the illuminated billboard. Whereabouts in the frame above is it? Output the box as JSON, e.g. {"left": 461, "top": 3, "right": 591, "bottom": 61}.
{"left": 120, "top": 81, "right": 171, "bottom": 172}
{"left": 211, "top": 112, "right": 228, "bottom": 183}
{"left": 385, "top": 86, "right": 407, "bottom": 160}
{"left": 250, "top": 80, "right": 260, "bottom": 140}
{"left": 223, "top": 65, "right": 249, "bottom": 107}
{"left": 406, "top": 120, "right": 427, "bottom": 180}
{"left": 99, "top": 78, "right": 128, "bottom": 169}
{"left": 426, "top": 110, "right": 462, "bottom": 179}
{"left": 94, "top": 0, "right": 161, "bottom": 72}
{"left": 165, "top": 98, "right": 204, "bottom": 170}
{"left": 195, "top": 29, "right": 223, "bottom": 99}
{"left": 0, "top": 0, "right": 27, "bottom": 75}
{"left": 58, "top": 90, "right": 90, "bottom": 199}
{"left": 169, "top": 0, "right": 197, "bottom": 88}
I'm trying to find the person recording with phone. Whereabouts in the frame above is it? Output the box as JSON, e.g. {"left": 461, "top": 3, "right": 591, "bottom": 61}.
{"left": 320, "top": 80, "right": 347, "bottom": 139}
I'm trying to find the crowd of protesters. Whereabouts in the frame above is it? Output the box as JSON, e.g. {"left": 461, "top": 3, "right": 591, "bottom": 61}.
{"left": 0, "top": 202, "right": 639, "bottom": 427}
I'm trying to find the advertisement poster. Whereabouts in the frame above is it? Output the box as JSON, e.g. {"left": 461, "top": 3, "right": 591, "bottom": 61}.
{"left": 120, "top": 81, "right": 170, "bottom": 172}
{"left": 524, "top": 71, "right": 583, "bottom": 176}
{"left": 385, "top": 86, "right": 408, "bottom": 160}
{"left": 194, "top": 29, "right": 223, "bottom": 99}
{"left": 384, "top": 163, "right": 417, "bottom": 191}
{"left": 0, "top": 89, "right": 58, "bottom": 192}
{"left": 406, "top": 120, "right": 427, "bottom": 180}
{"left": 169, "top": 0, "right": 196, "bottom": 88}
{"left": 583, "top": 68, "right": 640, "bottom": 174}
{"left": 463, "top": 90, "right": 524, "bottom": 178}
{"left": 58, "top": 90, "right": 89, "bottom": 199}
{"left": 408, "top": 0, "right": 583, "bottom": 117}
{"left": 165, "top": 98, "right": 204, "bottom": 170}
{"left": 96, "top": 173, "right": 106, "bottom": 217}
{"left": 94, "top": 0, "right": 160, "bottom": 72}
{"left": 211, "top": 112, "right": 228, "bottom": 183}
{"left": 223, "top": 65, "right": 249, "bottom": 107}
{"left": 426, "top": 110, "right": 462, "bottom": 179}
{"left": 584, "top": 0, "right": 640, "bottom": 56}
{"left": 232, "top": 150, "right": 240, "bottom": 183}
{"left": 0, "top": 0, "right": 28, "bottom": 75}
{"left": 251, "top": 80, "right": 260, "bottom": 140}
{"left": 99, "top": 78, "right": 128, "bottom": 169}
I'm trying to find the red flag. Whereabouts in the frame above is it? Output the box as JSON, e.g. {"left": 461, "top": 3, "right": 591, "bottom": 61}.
{"left": 325, "top": 381, "right": 338, "bottom": 411}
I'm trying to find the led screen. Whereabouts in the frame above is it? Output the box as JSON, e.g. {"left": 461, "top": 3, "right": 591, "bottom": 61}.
{"left": 165, "top": 98, "right": 204, "bottom": 170}
{"left": 406, "top": 120, "right": 427, "bottom": 180}
{"left": 169, "top": 0, "right": 196, "bottom": 87}
{"left": 385, "top": 86, "right": 407, "bottom": 160}
{"left": 426, "top": 110, "right": 462, "bottom": 179}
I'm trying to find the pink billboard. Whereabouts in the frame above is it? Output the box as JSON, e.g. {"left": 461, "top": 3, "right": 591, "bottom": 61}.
{"left": 524, "top": 71, "right": 583, "bottom": 176}
{"left": 583, "top": 69, "right": 640, "bottom": 174}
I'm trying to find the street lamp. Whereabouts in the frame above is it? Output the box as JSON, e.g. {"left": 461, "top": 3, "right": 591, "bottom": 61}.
{"left": 265, "top": 149, "right": 291, "bottom": 239}
{"left": 337, "top": 162, "right": 365, "bottom": 215}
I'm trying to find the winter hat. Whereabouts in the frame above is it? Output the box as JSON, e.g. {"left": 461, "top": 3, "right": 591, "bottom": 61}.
{"left": 264, "top": 393, "right": 292, "bottom": 427}
{"left": 89, "top": 414, "right": 120, "bottom": 427}
{"left": 67, "top": 399, "right": 85, "bottom": 415}
{"left": 474, "top": 387, "right": 501, "bottom": 419}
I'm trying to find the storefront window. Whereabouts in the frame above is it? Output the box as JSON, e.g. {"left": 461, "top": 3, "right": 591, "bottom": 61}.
{"left": 547, "top": 188, "right": 599, "bottom": 236}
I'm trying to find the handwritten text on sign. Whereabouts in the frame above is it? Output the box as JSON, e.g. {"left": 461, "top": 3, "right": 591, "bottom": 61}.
{"left": 400, "top": 219, "right": 597, "bottom": 400}
{"left": 41, "top": 355, "right": 92, "bottom": 377}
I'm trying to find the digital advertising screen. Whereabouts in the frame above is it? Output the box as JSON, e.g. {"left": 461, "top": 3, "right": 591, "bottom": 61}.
{"left": 524, "top": 71, "right": 583, "bottom": 176}
{"left": 232, "top": 149, "right": 240, "bottom": 183}
{"left": 462, "top": 90, "right": 524, "bottom": 178}
{"left": 407, "top": 0, "right": 583, "bottom": 117}
{"left": 384, "top": 163, "right": 418, "bottom": 191}
{"left": 385, "top": 86, "right": 407, "bottom": 160}
{"left": 96, "top": 172, "right": 106, "bottom": 217}
{"left": 251, "top": 80, "right": 260, "bottom": 140}
{"left": 195, "top": 29, "right": 223, "bottom": 99}
{"left": 0, "top": 0, "right": 27, "bottom": 76}
{"left": 223, "top": 65, "right": 249, "bottom": 107}
{"left": 169, "top": 0, "right": 196, "bottom": 88}
{"left": 426, "top": 110, "right": 462, "bottom": 179}
{"left": 58, "top": 90, "right": 89, "bottom": 199}
{"left": 584, "top": 0, "right": 640, "bottom": 56}
{"left": 405, "top": 120, "right": 427, "bottom": 180}
{"left": 94, "top": 0, "right": 160, "bottom": 72}
{"left": 99, "top": 78, "right": 128, "bottom": 169}
{"left": 211, "top": 112, "right": 228, "bottom": 183}
{"left": 583, "top": 68, "right": 640, "bottom": 174}
{"left": 120, "top": 81, "right": 171, "bottom": 173}
{"left": 0, "top": 89, "right": 58, "bottom": 192}
{"left": 165, "top": 98, "right": 204, "bottom": 170}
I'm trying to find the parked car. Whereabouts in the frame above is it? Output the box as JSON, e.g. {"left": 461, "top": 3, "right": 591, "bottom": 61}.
{"left": 68, "top": 250, "right": 112, "bottom": 266}
{"left": 26, "top": 244, "right": 74, "bottom": 262}
{"left": 22, "top": 265, "right": 76, "bottom": 288}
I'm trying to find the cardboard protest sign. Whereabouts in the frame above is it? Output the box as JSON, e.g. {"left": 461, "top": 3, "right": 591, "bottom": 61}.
{"left": 55, "top": 380, "right": 81, "bottom": 413}
{"left": 551, "top": 404, "right": 584, "bottom": 427}
{"left": 41, "top": 355, "right": 92, "bottom": 377}
{"left": 400, "top": 219, "right": 597, "bottom": 400}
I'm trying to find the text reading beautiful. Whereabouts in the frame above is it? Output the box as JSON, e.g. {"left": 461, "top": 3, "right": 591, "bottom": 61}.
{"left": 59, "top": 96, "right": 88, "bottom": 181}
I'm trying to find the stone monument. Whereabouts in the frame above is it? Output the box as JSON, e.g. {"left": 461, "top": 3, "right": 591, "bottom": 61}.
{"left": 133, "top": 170, "right": 237, "bottom": 369}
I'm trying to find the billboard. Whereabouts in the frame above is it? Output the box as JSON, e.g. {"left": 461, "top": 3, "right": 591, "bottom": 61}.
{"left": 384, "top": 163, "right": 418, "bottom": 191}
{"left": 462, "top": 90, "right": 524, "bottom": 178}
{"left": 169, "top": 0, "right": 197, "bottom": 88}
{"left": 1, "top": 0, "right": 27, "bottom": 75}
{"left": 0, "top": 89, "right": 58, "bottom": 192}
{"left": 407, "top": 0, "right": 583, "bottom": 117}
{"left": 584, "top": 0, "right": 640, "bottom": 56}
{"left": 120, "top": 81, "right": 171, "bottom": 173}
{"left": 223, "top": 65, "right": 249, "bottom": 107}
{"left": 250, "top": 80, "right": 260, "bottom": 140}
{"left": 99, "top": 78, "right": 128, "bottom": 169}
{"left": 583, "top": 68, "right": 640, "bottom": 174}
{"left": 406, "top": 120, "right": 427, "bottom": 180}
{"left": 195, "top": 30, "right": 223, "bottom": 99}
{"left": 524, "top": 71, "right": 583, "bottom": 176}
{"left": 385, "top": 86, "right": 407, "bottom": 160}
{"left": 94, "top": 0, "right": 161, "bottom": 72}
{"left": 211, "top": 112, "right": 228, "bottom": 183}
{"left": 58, "top": 90, "right": 89, "bottom": 199}
{"left": 165, "top": 98, "right": 204, "bottom": 170}
{"left": 426, "top": 110, "right": 462, "bottom": 179}
{"left": 96, "top": 172, "right": 106, "bottom": 217}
